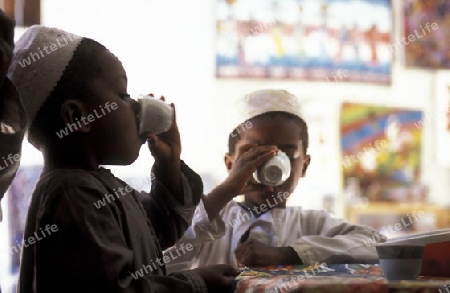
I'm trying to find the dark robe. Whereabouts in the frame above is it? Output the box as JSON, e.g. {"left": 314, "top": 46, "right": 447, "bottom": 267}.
{"left": 17, "top": 161, "right": 208, "bottom": 293}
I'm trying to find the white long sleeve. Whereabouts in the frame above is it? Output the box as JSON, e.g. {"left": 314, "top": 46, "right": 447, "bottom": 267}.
{"left": 164, "top": 199, "right": 227, "bottom": 273}
{"left": 164, "top": 200, "right": 386, "bottom": 272}
{"left": 288, "top": 209, "right": 387, "bottom": 265}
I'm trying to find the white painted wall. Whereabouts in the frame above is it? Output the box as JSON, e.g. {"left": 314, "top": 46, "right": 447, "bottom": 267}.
{"left": 1, "top": 0, "right": 450, "bottom": 291}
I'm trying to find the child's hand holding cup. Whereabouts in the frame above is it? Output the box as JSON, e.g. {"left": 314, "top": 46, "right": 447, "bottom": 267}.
{"left": 138, "top": 94, "right": 182, "bottom": 165}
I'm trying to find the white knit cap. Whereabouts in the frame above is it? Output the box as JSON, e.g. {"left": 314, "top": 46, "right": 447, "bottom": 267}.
{"left": 228, "top": 89, "right": 304, "bottom": 132}
{"left": 7, "top": 25, "right": 83, "bottom": 144}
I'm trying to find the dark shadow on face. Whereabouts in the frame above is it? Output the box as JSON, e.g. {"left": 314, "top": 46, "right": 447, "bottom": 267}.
{"left": 225, "top": 114, "right": 311, "bottom": 210}
{"left": 84, "top": 50, "right": 144, "bottom": 166}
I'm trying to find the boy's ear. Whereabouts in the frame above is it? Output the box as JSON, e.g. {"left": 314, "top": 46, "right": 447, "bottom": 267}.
{"left": 301, "top": 155, "right": 311, "bottom": 177}
{"left": 60, "top": 99, "right": 91, "bottom": 133}
{"left": 224, "top": 153, "right": 234, "bottom": 172}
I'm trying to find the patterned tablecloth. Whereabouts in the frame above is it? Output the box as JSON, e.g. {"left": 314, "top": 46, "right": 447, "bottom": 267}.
{"left": 234, "top": 263, "right": 450, "bottom": 293}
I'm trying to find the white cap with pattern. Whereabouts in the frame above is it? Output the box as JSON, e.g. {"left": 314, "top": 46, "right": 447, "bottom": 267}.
{"left": 7, "top": 25, "right": 83, "bottom": 137}
{"left": 228, "top": 89, "right": 304, "bottom": 132}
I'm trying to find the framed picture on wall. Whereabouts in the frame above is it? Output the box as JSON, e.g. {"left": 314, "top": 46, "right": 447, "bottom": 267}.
{"left": 1, "top": 0, "right": 40, "bottom": 26}
{"left": 340, "top": 103, "right": 424, "bottom": 203}
{"left": 403, "top": 0, "right": 450, "bottom": 69}
{"left": 216, "top": 0, "right": 392, "bottom": 84}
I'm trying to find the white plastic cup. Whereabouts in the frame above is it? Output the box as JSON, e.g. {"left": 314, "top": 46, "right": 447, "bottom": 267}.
{"left": 138, "top": 95, "right": 173, "bottom": 135}
{"left": 253, "top": 150, "right": 291, "bottom": 186}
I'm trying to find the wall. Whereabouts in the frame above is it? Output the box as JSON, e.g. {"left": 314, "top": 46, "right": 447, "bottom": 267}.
{"left": 1, "top": 0, "right": 450, "bottom": 291}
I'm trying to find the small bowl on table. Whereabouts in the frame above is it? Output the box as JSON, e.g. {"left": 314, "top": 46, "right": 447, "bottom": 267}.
{"left": 375, "top": 244, "right": 425, "bottom": 281}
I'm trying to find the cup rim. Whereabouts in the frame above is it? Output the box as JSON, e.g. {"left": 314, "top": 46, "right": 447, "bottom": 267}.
{"left": 376, "top": 244, "right": 425, "bottom": 259}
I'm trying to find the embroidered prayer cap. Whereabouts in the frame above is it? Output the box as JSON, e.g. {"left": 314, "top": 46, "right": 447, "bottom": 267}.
{"left": 228, "top": 89, "right": 304, "bottom": 132}
{"left": 7, "top": 25, "right": 83, "bottom": 143}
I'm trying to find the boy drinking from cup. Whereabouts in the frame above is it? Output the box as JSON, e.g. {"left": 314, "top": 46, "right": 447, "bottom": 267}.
{"left": 164, "top": 90, "right": 387, "bottom": 271}
{"left": 8, "top": 25, "right": 238, "bottom": 293}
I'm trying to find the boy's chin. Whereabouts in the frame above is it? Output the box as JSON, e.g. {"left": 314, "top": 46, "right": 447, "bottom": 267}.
{"left": 246, "top": 192, "right": 276, "bottom": 203}
{"left": 103, "top": 150, "right": 140, "bottom": 166}
{"left": 123, "top": 152, "right": 140, "bottom": 165}
{"left": 244, "top": 196, "right": 287, "bottom": 210}
{"left": 245, "top": 189, "right": 290, "bottom": 205}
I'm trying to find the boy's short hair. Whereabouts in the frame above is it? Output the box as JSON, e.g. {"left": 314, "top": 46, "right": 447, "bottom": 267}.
{"left": 7, "top": 25, "right": 105, "bottom": 150}
{"left": 227, "top": 90, "right": 309, "bottom": 154}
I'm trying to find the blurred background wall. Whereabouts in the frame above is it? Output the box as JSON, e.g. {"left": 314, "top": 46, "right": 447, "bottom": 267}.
{"left": 1, "top": 0, "right": 450, "bottom": 291}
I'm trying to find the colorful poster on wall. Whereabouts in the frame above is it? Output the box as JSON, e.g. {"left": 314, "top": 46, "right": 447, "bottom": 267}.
{"left": 403, "top": 0, "right": 450, "bottom": 68}
{"left": 216, "top": 0, "right": 392, "bottom": 84}
{"left": 7, "top": 165, "right": 42, "bottom": 274}
{"left": 340, "top": 103, "right": 424, "bottom": 202}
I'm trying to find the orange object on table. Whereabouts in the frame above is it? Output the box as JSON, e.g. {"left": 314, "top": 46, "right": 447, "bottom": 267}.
{"left": 420, "top": 241, "right": 450, "bottom": 277}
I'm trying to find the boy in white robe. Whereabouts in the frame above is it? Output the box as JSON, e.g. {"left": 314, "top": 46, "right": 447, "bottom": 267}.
{"left": 164, "top": 89, "right": 387, "bottom": 272}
